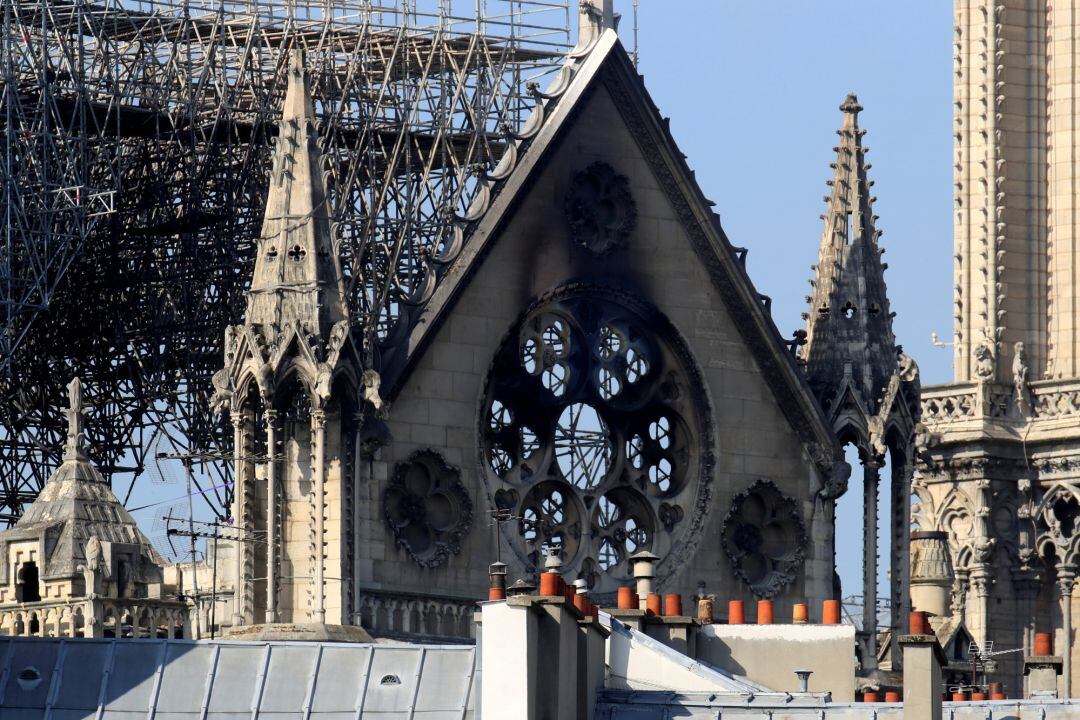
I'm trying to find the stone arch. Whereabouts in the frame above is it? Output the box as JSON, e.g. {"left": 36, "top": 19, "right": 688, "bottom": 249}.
{"left": 1035, "top": 483, "right": 1080, "bottom": 566}
{"left": 937, "top": 487, "right": 976, "bottom": 553}
{"left": 358, "top": 596, "right": 374, "bottom": 631}
{"left": 407, "top": 602, "right": 421, "bottom": 634}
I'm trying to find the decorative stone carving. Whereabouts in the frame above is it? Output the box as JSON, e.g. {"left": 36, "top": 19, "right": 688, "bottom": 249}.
{"left": 1013, "top": 341, "right": 1031, "bottom": 415}
{"left": 361, "top": 368, "right": 387, "bottom": 417}
{"left": 818, "top": 459, "right": 851, "bottom": 501}
{"left": 384, "top": 450, "right": 472, "bottom": 568}
{"left": 480, "top": 284, "right": 713, "bottom": 594}
{"left": 721, "top": 480, "right": 808, "bottom": 599}
{"left": 973, "top": 341, "right": 995, "bottom": 380}
{"left": 563, "top": 161, "right": 637, "bottom": 254}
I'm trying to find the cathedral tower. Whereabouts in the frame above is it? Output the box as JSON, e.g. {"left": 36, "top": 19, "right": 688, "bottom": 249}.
{"left": 921, "top": 0, "right": 1080, "bottom": 696}
{"left": 214, "top": 50, "right": 363, "bottom": 631}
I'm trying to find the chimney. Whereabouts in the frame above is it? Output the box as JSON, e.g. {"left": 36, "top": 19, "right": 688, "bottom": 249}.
{"left": 480, "top": 583, "right": 604, "bottom": 719}
{"left": 1024, "top": 631, "right": 1063, "bottom": 698}
{"left": 628, "top": 550, "right": 659, "bottom": 605}
{"left": 909, "top": 531, "right": 953, "bottom": 617}
{"left": 795, "top": 669, "right": 813, "bottom": 693}
{"left": 899, "top": 611, "right": 945, "bottom": 720}
{"left": 507, "top": 578, "right": 535, "bottom": 597}
{"left": 488, "top": 562, "right": 507, "bottom": 601}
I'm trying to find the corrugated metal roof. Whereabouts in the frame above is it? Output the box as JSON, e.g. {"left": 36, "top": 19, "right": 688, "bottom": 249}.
{"left": 0, "top": 637, "right": 475, "bottom": 719}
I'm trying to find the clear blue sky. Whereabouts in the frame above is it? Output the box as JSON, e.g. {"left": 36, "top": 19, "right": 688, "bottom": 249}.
{"left": 627, "top": 1, "right": 954, "bottom": 610}
{"left": 631, "top": 1, "right": 955, "bottom": 385}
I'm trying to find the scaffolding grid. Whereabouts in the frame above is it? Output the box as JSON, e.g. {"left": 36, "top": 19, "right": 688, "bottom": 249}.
{"left": 0, "top": 0, "right": 571, "bottom": 522}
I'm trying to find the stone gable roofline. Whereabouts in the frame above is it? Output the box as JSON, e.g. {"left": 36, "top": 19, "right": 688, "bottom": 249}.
{"left": 388, "top": 31, "right": 839, "bottom": 472}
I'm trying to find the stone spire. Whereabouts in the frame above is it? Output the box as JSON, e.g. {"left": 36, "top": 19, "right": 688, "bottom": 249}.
{"left": 802, "top": 94, "right": 897, "bottom": 417}
{"left": 244, "top": 49, "right": 347, "bottom": 340}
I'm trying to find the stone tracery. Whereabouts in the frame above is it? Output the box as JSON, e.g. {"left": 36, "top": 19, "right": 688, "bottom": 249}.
{"left": 385, "top": 450, "right": 473, "bottom": 568}
{"left": 481, "top": 285, "right": 711, "bottom": 594}
{"left": 720, "top": 480, "right": 807, "bottom": 599}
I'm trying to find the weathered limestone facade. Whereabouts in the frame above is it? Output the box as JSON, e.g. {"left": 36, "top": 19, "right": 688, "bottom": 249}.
{"left": 93, "top": 7, "right": 871, "bottom": 647}
{"left": 0, "top": 379, "right": 188, "bottom": 638}
{"left": 196, "top": 15, "right": 849, "bottom": 641}
{"left": 919, "top": 0, "right": 1080, "bottom": 696}
{"left": 349, "top": 26, "right": 847, "bottom": 636}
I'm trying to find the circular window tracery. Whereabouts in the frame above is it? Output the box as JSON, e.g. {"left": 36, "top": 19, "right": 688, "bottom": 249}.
{"left": 481, "top": 285, "right": 713, "bottom": 596}
{"left": 555, "top": 403, "right": 611, "bottom": 490}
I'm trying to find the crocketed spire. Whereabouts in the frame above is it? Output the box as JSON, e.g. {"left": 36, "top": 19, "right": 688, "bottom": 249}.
{"left": 244, "top": 48, "right": 347, "bottom": 340}
{"left": 802, "top": 94, "right": 897, "bottom": 418}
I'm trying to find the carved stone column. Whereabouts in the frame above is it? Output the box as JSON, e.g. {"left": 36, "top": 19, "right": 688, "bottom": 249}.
{"left": 311, "top": 408, "right": 327, "bottom": 624}
{"left": 968, "top": 476, "right": 995, "bottom": 645}
{"left": 1058, "top": 567, "right": 1076, "bottom": 698}
{"left": 352, "top": 413, "right": 364, "bottom": 620}
{"left": 265, "top": 408, "right": 279, "bottom": 624}
{"left": 231, "top": 413, "right": 248, "bottom": 627}
{"left": 952, "top": 567, "right": 970, "bottom": 624}
{"left": 891, "top": 456, "right": 915, "bottom": 670}
{"left": 862, "top": 457, "right": 882, "bottom": 669}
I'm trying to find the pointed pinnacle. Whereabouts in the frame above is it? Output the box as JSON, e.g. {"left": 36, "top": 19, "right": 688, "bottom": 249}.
{"left": 840, "top": 93, "right": 862, "bottom": 115}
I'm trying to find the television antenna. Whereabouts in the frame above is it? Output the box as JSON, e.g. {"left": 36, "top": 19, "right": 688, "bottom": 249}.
{"left": 967, "top": 640, "right": 1023, "bottom": 691}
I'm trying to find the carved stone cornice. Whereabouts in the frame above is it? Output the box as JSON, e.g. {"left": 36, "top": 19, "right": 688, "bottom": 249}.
{"left": 915, "top": 455, "right": 1024, "bottom": 483}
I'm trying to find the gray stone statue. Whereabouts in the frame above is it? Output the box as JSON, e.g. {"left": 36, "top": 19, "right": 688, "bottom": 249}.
{"left": 974, "top": 341, "right": 995, "bottom": 381}
{"left": 362, "top": 368, "right": 387, "bottom": 417}
{"left": 81, "top": 536, "right": 104, "bottom": 596}
{"left": 1013, "top": 341, "right": 1031, "bottom": 414}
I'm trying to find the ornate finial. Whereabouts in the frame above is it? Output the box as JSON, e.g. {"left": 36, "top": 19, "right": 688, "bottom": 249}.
{"left": 840, "top": 93, "right": 862, "bottom": 115}
{"left": 64, "top": 376, "right": 87, "bottom": 461}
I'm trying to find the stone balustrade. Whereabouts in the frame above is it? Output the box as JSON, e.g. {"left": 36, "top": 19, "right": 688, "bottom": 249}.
{"left": 354, "top": 588, "right": 477, "bottom": 642}
{"left": 921, "top": 384, "right": 978, "bottom": 423}
{"left": 0, "top": 597, "right": 190, "bottom": 639}
{"left": 922, "top": 379, "right": 1080, "bottom": 425}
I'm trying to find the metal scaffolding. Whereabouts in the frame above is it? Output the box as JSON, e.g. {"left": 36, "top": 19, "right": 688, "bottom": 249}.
{"left": 0, "top": 0, "right": 570, "bottom": 522}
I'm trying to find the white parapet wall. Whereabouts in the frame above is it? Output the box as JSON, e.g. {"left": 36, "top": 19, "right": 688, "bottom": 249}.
{"left": 603, "top": 615, "right": 766, "bottom": 694}
{"left": 696, "top": 622, "right": 858, "bottom": 701}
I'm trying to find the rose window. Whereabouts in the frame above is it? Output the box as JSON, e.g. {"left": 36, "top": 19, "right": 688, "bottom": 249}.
{"left": 721, "top": 480, "right": 807, "bottom": 598}
{"left": 481, "top": 285, "right": 712, "bottom": 595}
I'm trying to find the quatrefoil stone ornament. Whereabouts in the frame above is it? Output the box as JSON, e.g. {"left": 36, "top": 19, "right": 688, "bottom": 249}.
{"left": 721, "top": 479, "right": 807, "bottom": 599}
{"left": 384, "top": 450, "right": 473, "bottom": 568}
{"left": 563, "top": 162, "right": 637, "bottom": 254}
